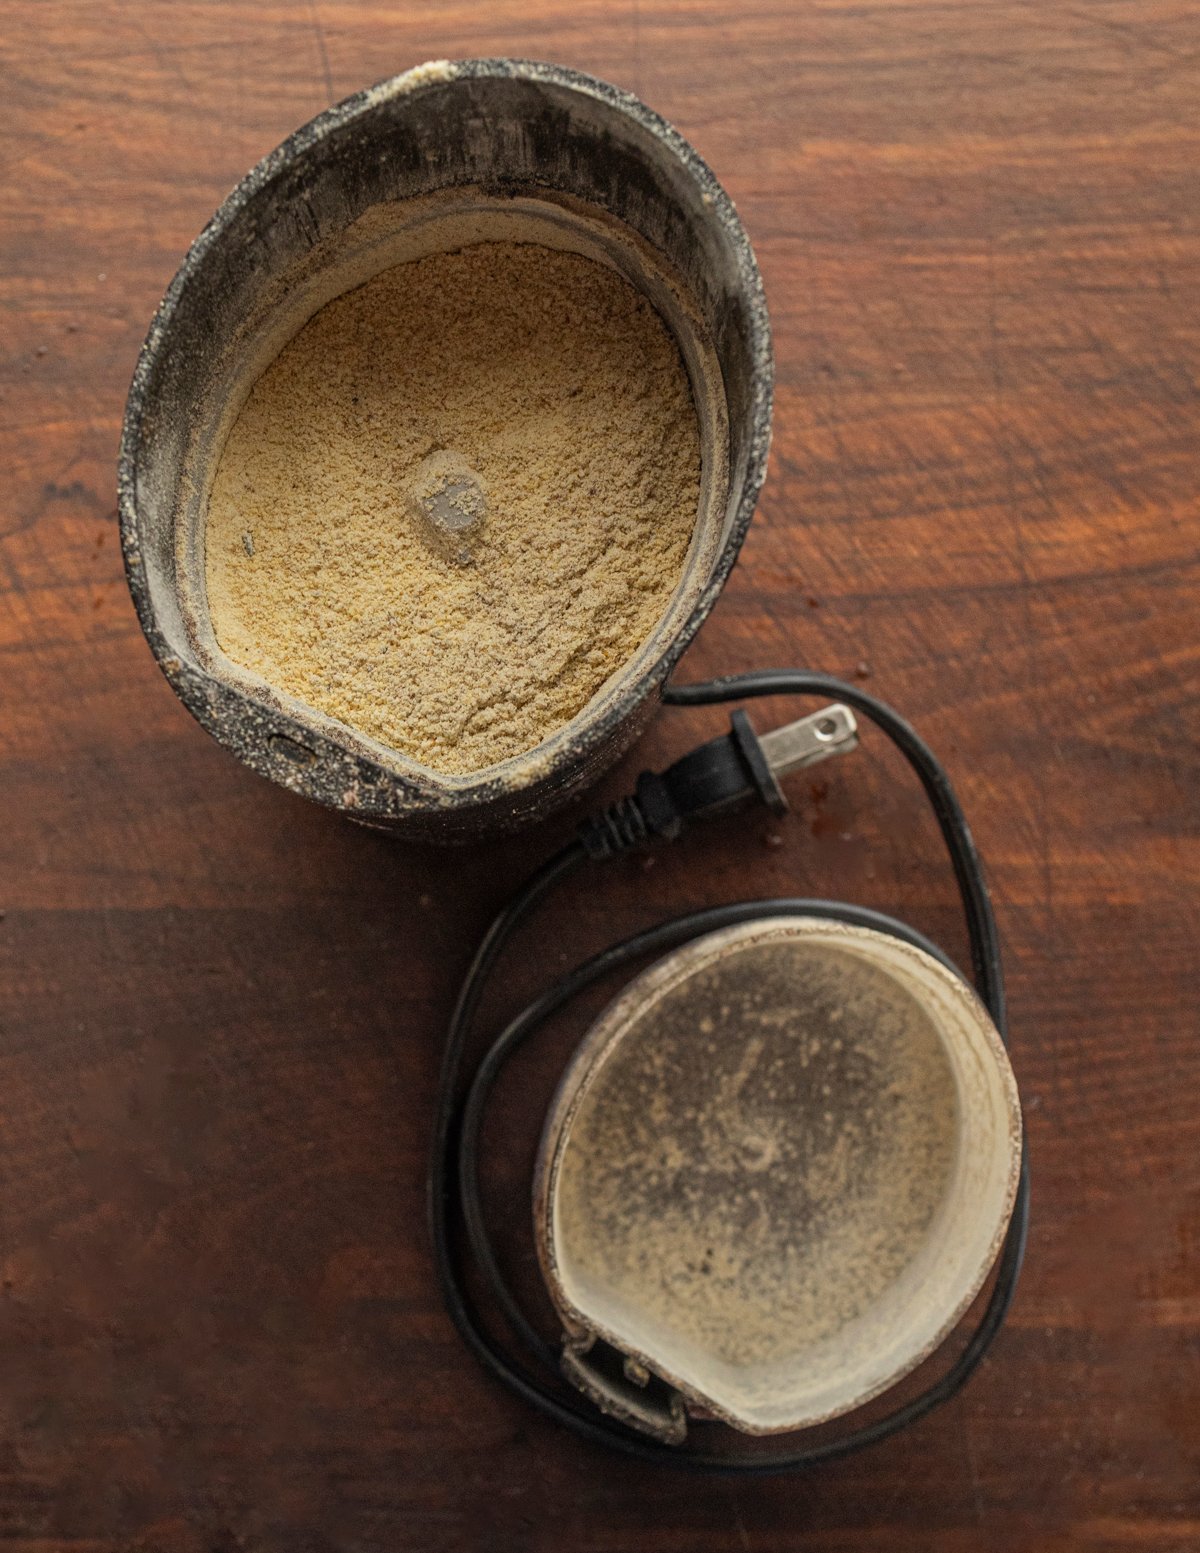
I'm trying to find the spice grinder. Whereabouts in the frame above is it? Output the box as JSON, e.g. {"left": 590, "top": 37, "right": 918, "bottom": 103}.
{"left": 119, "top": 62, "right": 1028, "bottom": 1470}
{"left": 119, "top": 59, "right": 772, "bottom": 840}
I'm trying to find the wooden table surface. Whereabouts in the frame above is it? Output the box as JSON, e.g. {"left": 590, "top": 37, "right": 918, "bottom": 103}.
{"left": 2, "top": 2, "right": 1198, "bottom": 1549}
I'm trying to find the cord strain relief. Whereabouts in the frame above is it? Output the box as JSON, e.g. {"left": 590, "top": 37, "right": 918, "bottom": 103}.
{"left": 578, "top": 795, "right": 653, "bottom": 859}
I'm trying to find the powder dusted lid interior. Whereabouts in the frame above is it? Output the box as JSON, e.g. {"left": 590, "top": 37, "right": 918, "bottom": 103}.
{"left": 535, "top": 917, "right": 1022, "bottom": 1435}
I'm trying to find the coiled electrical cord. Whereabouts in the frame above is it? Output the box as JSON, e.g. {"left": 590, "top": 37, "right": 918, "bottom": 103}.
{"left": 429, "top": 669, "right": 1030, "bottom": 1473}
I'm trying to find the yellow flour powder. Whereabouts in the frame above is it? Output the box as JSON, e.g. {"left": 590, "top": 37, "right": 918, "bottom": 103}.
{"left": 204, "top": 241, "right": 701, "bottom": 774}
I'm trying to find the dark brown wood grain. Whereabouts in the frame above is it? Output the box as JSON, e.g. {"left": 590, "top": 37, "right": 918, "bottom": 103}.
{"left": 1, "top": 2, "right": 1198, "bottom": 1549}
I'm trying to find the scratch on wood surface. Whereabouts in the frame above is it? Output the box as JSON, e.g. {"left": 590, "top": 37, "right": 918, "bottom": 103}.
{"left": 982, "top": 168, "right": 1059, "bottom": 950}
{"left": 963, "top": 1419, "right": 987, "bottom": 1527}
{"left": 126, "top": 3, "right": 195, "bottom": 96}
{"left": 1059, "top": 4, "right": 1197, "bottom": 64}
{"left": 308, "top": 0, "right": 335, "bottom": 103}
{"left": 726, "top": 1487, "right": 753, "bottom": 1552}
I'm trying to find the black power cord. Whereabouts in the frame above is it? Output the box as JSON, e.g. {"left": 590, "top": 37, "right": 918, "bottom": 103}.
{"left": 429, "top": 670, "right": 1030, "bottom": 1473}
